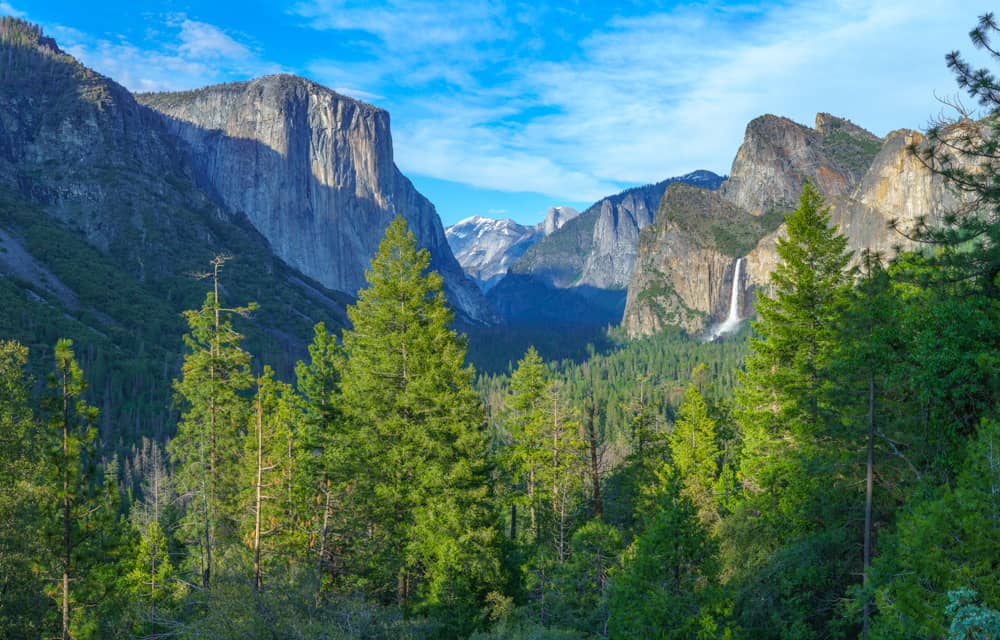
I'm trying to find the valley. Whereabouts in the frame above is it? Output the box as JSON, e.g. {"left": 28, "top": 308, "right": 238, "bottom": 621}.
{"left": 1, "top": 10, "right": 998, "bottom": 640}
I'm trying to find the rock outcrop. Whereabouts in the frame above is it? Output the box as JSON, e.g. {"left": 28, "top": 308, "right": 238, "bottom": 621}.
{"left": 445, "top": 206, "right": 579, "bottom": 292}
{"left": 720, "top": 113, "right": 880, "bottom": 216}
{"left": 137, "top": 76, "right": 493, "bottom": 323}
{"left": 0, "top": 18, "right": 351, "bottom": 379}
{"left": 625, "top": 112, "right": 966, "bottom": 339}
{"left": 490, "top": 171, "right": 724, "bottom": 326}
{"left": 623, "top": 184, "right": 777, "bottom": 335}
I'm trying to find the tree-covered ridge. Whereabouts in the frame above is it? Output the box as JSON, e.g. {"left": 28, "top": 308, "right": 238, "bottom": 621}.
{"left": 2, "top": 11, "right": 1000, "bottom": 640}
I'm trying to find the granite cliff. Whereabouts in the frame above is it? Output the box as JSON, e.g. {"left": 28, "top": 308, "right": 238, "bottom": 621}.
{"left": 136, "top": 76, "right": 493, "bottom": 323}
{"left": 624, "top": 113, "right": 962, "bottom": 339}
{"left": 0, "top": 19, "right": 356, "bottom": 435}
{"left": 488, "top": 171, "right": 724, "bottom": 326}
{"left": 445, "top": 206, "right": 579, "bottom": 292}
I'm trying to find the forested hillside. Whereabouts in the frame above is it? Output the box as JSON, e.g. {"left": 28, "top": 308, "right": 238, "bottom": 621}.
{"left": 1, "top": 11, "right": 1000, "bottom": 640}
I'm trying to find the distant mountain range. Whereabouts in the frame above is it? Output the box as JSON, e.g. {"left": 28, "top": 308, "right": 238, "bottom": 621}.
{"left": 481, "top": 171, "right": 726, "bottom": 327}
{"left": 445, "top": 206, "right": 579, "bottom": 292}
{"left": 0, "top": 16, "right": 963, "bottom": 381}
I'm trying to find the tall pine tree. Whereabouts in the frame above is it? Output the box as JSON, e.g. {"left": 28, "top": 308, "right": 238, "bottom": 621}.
{"left": 728, "top": 182, "right": 856, "bottom": 637}
{"left": 338, "top": 217, "right": 501, "bottom": 633}
{"left": 170, "top": 257, "right": 256, "bottom": 589}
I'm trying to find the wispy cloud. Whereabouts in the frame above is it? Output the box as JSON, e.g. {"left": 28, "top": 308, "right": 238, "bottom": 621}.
{"left": 294, "top": 0, "right": 995, "bottom": 202}
{"left": 175, "top": 18, "right": 253, "bottom": 61}
{"left": 53, "top": 14, "right": 282, "bottom": 92}
{"left": 0, "top": 2, "right": 25, "bottom": 18}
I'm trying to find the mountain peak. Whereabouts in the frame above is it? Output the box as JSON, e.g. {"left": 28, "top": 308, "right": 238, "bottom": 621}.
{"left": 815, "top": 112, "right": 880, "bottom": 141}
{"left": 0, "top": 16, "right": 63, "bottom": 54}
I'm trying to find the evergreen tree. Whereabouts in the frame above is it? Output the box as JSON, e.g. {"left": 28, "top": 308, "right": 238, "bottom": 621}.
{"left": 871, "top": 417, "right": 1000, "bottom": 638}
{"left": 242, "top": 366, "right": 300, "bottom": 590}
{"left": 503, "top": 347, "right": 550, "bottom": 543}
{"left": 728, "top": 182, "right": 856, "bottom": 637}
{"left": 735, "top": 182, "right": 853, "bottom": 531}
{"left": 607, "top": 469, "right": 729, "bottom": 640}
{"left": 40, "top": 339, "right": 99, "bottom": 640}
{"left": 338, "top": 217, "right": 501, "bottom": 633}
{"left": 905, "top": 12, "right": 1000, "bottom": 295}
{"left": 169, "top": 257, "right": 256, "bottom": 589}
{"left": 669, "top": 383, "right": 721, "bottom": 527}
{"left": 294, "top": 322, "right": 347, "bottom": 587}
{"left": 0, "top": 340, "right": 46, "bottom": 639}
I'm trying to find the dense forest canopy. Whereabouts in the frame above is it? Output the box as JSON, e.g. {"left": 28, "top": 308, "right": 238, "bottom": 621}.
{"left": 2, "top": 11, "right": 1000, "bottom": 640}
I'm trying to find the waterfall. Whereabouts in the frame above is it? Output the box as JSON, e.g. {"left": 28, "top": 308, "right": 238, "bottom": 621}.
{"left": 707, "top": 257, "right": 744, "bottom": 340}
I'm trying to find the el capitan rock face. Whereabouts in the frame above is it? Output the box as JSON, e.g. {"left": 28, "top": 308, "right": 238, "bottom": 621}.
{"left": 137, "top": 76, "right": 493, "bottom": 323}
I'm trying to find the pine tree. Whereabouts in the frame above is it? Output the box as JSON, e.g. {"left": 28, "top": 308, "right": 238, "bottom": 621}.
{"left": 904, "top": 12, "right": 1000, "bottom": 296}
{"left": 243, "top": 366, "right": 300, "bottom": 590}
{"left": 736, "top": 181, "right": 854, "bottom": 533}
{"left": 607, "top": 469, "right": 729, "bottom": 640}
{"left": 0, "top": 340, "right": 47, "bottom": 639}
{"left": 503, "top": 347, "right": 550, "bottom": 544}
{"left": 294, "top": 322, "right": 347, "bottom": 586}
{"left": 669, "top": 383, "right": 721, "bottom": 527}
{"left": 169, "top": 257, "right": 256, "bottom": 589}
{"left": 41, "top": 339, "right": 99, "bottom": 640}
{"left": 338, "top": 217, "right": 500, "bottom": 631}
{"left": 727, "top": 182, "right": 856, "bottom": 637}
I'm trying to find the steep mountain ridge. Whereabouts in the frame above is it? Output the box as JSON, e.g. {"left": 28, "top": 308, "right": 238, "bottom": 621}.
{"left": 624, "top": 113, "right": 960, "bottom": 338}
{"left": 488, "top": 170, "right": 724, "bottom": 326}
{"left": 136, "top": 76, "right": 493, "bottom": 323}
{"left": 445, "top": 206, "right": 579, "bottom": 291}
{"left": 0, "top": 19, "right": 455, "bottom": 441}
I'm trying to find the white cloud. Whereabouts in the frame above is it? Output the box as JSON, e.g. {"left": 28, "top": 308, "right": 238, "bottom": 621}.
{"left": 52, "top": 14, "right": 282, "bottom": 92}
{"left": 0, "top": 2, "right": 25, "bottom": 18}
{"left": 297, "top": 0, "right": 999, "bottom": 202}
{"left": 176, "top": 19, "right": 253, "bottom": 60}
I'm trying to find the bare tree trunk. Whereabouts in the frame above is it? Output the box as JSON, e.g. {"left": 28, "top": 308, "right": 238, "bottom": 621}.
{"left": 586, "top": 393, "right": 602, "bottom": 519}
{"left": 317, "top": 481, "right": 332, "bottom": 584}
{"left": 528, "top": 468, "right": 536, "bottom": 542}
{"left": 509, "top": 503, "right": 517, "bottom": 540}
{"left": 253, "top": 391, "right": 264, "bottom": 591}
{"left": 862, "top": 369, "right": 874, "bottom": 640}
{"left": 552, "top": 393, "right": 559, "bottom": 513}
{"left": 61, "top": 360, "right": 71, "bottom": 640}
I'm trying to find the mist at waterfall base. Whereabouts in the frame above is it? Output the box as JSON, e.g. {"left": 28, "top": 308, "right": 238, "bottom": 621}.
{"left": 705, "top": 258, "right": 744, "bottom": 341}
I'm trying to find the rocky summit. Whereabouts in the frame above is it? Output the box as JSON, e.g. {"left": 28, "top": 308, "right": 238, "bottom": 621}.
{"left": 445, "top": 207, "right": 579, "bottom": 292}
{"left": 136, "top": 76, "right": 493, "bottom": 324}
{"left": 623, "top": 113, "right": 964, "bottom": 338}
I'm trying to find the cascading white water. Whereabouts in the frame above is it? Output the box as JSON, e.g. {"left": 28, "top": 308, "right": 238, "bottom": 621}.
{"left": 707, "top": 257, "right": 744, "bottom": 340}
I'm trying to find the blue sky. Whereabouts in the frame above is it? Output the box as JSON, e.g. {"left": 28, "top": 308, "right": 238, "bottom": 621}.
{"left": 4, "top": 1, "right": 995, "bottom": 225}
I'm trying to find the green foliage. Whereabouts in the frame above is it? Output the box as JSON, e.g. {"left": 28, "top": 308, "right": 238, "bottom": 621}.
{"left": 169, "top": 285, "right": 256, "bottom": 588}
{"left": 946, "top": 589, "right": 1000, "bottom": 640}
{"left": 0, "top": 340, "right": 47, "bottom": 639}
{"left": 338, "top": 217, "right": 501, "bottom": 634}
{"left": 607, "top": 470, "right": 730, "bottom": 640}
{"left": 657, "top": 183, "right": 786, "bottom": 257}
{"left": 871, "top": 417, "right": 1000, "bottom": 638}
{"left": 670, "top": 383, "right": 723, "bottom": 527}
{"left": 820, "top": 128, "right": 883, "bottom": 174}
{"left": 728, "top": 183, "right": 858, "bottom": 637}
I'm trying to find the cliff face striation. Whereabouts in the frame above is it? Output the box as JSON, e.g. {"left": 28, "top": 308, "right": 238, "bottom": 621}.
{"left": 623, "top": 112, "right": 965, "bottom": 339}
{"left": 136, "top": 76, "right": 493, "bottom": 323}
{"left": 0, "top": 18, "right": 353, "bottom": 404}
{"left": 489, "top": 171, "right": 724, "bottom": 327}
